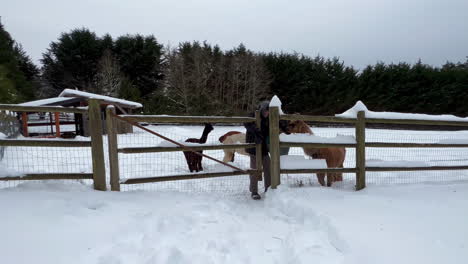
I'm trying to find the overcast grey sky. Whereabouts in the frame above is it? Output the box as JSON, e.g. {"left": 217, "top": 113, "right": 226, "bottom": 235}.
{"left": 3, "top": 0, "right": 468, "bottom": 70}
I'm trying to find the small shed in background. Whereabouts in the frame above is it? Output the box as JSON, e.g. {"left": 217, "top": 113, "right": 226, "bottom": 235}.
{"left": 17, "top": 89, "right": 142, "bottom": 138}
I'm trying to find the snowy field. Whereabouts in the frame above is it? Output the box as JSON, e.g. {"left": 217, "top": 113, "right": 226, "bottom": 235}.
{"left": 1, "top": 125, "right": 468, "bottom": 263}
{"left": 0, "top": 181, "right": 467, "bottom": 264}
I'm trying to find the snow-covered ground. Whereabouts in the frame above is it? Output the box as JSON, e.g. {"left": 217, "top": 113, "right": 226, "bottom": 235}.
{"left": 0, "top": 181, "right": 466, "bottom": 264}
{"left": 1, "top": 124, "right": 468, "bottom": 263}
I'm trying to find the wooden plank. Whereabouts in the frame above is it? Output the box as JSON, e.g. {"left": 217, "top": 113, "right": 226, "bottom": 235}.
{"left": 106, "top": 106, "right": 120, "bottom": 191}
{"left": 121, "top": 170, "right": 255, "bottom": 184}
{"left": 88, "top": 99, "right": 107, "bottom": 191}
{"left": 356, "top": 111, "right": 366, "bottom": 190}
{"left": 366, "top": 166, "right": 468, "bottom": 172}
{"left": 54, "top": 112, "right": 60, "bottom": 137}
{"left": 22, "top": 112, "right": 28, "bottom": 137}
{"left": 281, "top": 168, "right": 358, "bottom": 174}
{"left": 280, "top": 142, "right": 357, "bottom": 148}
{"left": 27, "top": 121, "right": 76, "bottom": 127}
{"left": 365, "top": 117, "right": 468, "bottom": 127}
{"left": 280, "top": 142, "right": 468, "bottom": 148}
{"left": 0, "top": 139, "right": 91, "bottom": 147}
{"left": 366, "top": 142, "right": 468, "bottom": 148}
{"left": 118, "top": 143, "right": 256, "bottom": 154}
{"left": 120, "top": 115, "right": 255, "bottom": 124}
{"left": 0, "top": 104, "right": 87, "bottom": 114}
{"left": 281, "top": 114, "right": 357, "bottom": 124}
{"left": 269, "top": 107, "right": 281, "bottom": 188}
{"left": 0, "top": 173, "right": 93, "bottom": 181}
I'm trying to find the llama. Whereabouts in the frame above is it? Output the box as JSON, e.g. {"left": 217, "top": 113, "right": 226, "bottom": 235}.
{"left": 288, "top": 120, "right": 346, "bottom": 187}
{"left": 219, "top": 121, "right": 291, "bottom": 162}
{"left": 219, "top": 131, "right": 249, "bottom": 162}
{"left": 183, "top": 123, "right": 214, "bottom": 172}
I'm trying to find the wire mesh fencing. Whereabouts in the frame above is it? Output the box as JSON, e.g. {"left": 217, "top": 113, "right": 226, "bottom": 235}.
{"left": 117, "top": 124, "right": 254, "bottom": 195}
{"left": 0, "top": 109, "right": 92, "bottom": 189}
{"left": 0, "top": 143, "right": 93, "bottom": 189}
{"left": 2, "top": 115, "right": 468, "bottom": 193}
{"left": 281, "top": 125, "right": 468, "bottom": 189}
{"left": 365, "top": 128, "right": 468, "bottom": 186}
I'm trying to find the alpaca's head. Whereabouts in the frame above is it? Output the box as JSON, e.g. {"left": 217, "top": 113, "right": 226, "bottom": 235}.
{"left": 288, "top": 120, "right": 313, "bottom": 134}
{"left": 203, "top": 123, "right": 214, "bottom": 134}
{"left": 199, "top": 123, "right": 214, "bottom": 143}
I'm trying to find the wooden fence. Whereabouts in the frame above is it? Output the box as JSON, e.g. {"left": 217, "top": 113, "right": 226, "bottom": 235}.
{"left": 270, "top": 106, "right": 468, "bottom": 190}
{"left": 2, "top": 100, "right": 468, "bottom": 192}
{"left": 0, "top": 99, "right": 106, "bottom": 191}
{"left": 106, "top": 106, "right": 264, "bottom": 191}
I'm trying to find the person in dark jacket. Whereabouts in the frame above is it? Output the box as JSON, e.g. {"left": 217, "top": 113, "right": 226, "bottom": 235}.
{"left": 244, "top": 101, "right": 290, "bottom": 200}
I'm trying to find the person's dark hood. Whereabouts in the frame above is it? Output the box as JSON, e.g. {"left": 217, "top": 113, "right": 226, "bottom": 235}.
{"left": 257, "top": 100, "right": 270, "bottom": 116}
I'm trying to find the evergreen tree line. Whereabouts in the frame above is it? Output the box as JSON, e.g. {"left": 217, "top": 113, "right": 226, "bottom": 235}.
{"left": 0, "top": 23, "right": 39, "bottom": 103}
{"left": 1, "top": 24, "right": 468, "bottom": 116}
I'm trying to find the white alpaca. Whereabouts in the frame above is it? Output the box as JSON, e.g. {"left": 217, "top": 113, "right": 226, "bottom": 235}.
{"left": 219, "top": 131, "right": 250, "bottom": 162}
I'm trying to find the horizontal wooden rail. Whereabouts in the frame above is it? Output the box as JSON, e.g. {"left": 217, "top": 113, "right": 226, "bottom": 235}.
{"left": 280, "top": 166, "right": 468, "bottom": 174}
{"left": 0, "top": 139, "right": 91, "bottom": 147}
{"left": 364, "top": 117, "right": 468, "bottom": 127}
{"left": 280, "top": 142, "right": 357, "bottom": 148}
{"left": 0, "top": 173, "right": 93, "bottom": 181}
{"left": 366, "top": 142, "right": 468, "bottom": 148}
{"left": 281, "top": 114, "right": 468, "bottom": 128}
{"left": 27, "top": 121, "right": 76, "bottom": 127}
{"left": 121, "top": 170, "right": 254, "bottom": 184}
{"left": 280, "top": 142, "right": 468, "bottom": 148}
{"left": 281, "top": 168, "right": 358, "bottom": 174}
{"left": 366, "top": 166, "right": 468, "bottom": 172}
{"left": 120, "top": 115, "right": 255, "bottom": 124}
{"left": 119, "top": 143, "right": 255, "bottom": 154}
{"left": 0, "top": 104, "right": 87, "bottom": 114}
{"left": 280, "top": 114, "right": 356, "bottom": 124}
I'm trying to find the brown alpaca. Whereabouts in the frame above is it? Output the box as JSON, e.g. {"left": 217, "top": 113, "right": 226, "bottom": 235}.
{"left": 183, "top": 123, "right": 214, "bottom": 172}
{"left": 219, "top": 131, "right": 249, "bottom": 162}
{"left": 288, "top": 120, "right": 346, "bottom": 187}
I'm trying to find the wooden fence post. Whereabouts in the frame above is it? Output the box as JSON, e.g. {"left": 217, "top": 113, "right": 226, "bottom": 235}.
{"left": 21, "top": 112, "right": 28, "bottom": 137}
{"left": 356, "top": 111, "right": 366, "bottom": 190}
{"left": 269, "top": 106, "right": 281, "bottom": 188}
{"left": 106, "top": 106, "right": 120, "bottom": 191}
{"left": 54, "top": 112, "right": 60, "bottom": 137}
{"left": 88, "top": 99, "right": 107, "bottom": 191}
{"left": 255, "top": 111, "right": 263, "bottom": 181}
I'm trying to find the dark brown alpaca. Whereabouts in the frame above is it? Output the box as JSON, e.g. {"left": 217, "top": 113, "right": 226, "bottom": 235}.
{"left": 183, "top": 123, "right": 214, "bottom": 172}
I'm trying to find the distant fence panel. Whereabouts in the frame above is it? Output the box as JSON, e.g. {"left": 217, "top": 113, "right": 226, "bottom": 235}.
{"left": 0, "top": 102, "right": 105, "bottom": 190}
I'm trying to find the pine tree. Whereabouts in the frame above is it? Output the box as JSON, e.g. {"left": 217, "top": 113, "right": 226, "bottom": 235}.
{"left": 0, "top": 22, "right": 37, "bottom": 103}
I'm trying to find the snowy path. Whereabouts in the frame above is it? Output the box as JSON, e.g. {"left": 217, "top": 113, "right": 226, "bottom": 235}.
{"left": 1, "top": 181, "right": 467, "bottom": 264}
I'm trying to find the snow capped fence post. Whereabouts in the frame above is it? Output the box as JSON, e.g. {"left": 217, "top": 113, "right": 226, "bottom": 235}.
{"left": 106, "top": 106, "right": 120, "bottom": 191}
{"left": 269, "top": 106, "right": 281, "bottom": 188}
{"left": 355, "top": 111, "right": 366, "bottom": 190}
{"left": 88, "top": 99, "right": 107, "bottom": 191}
